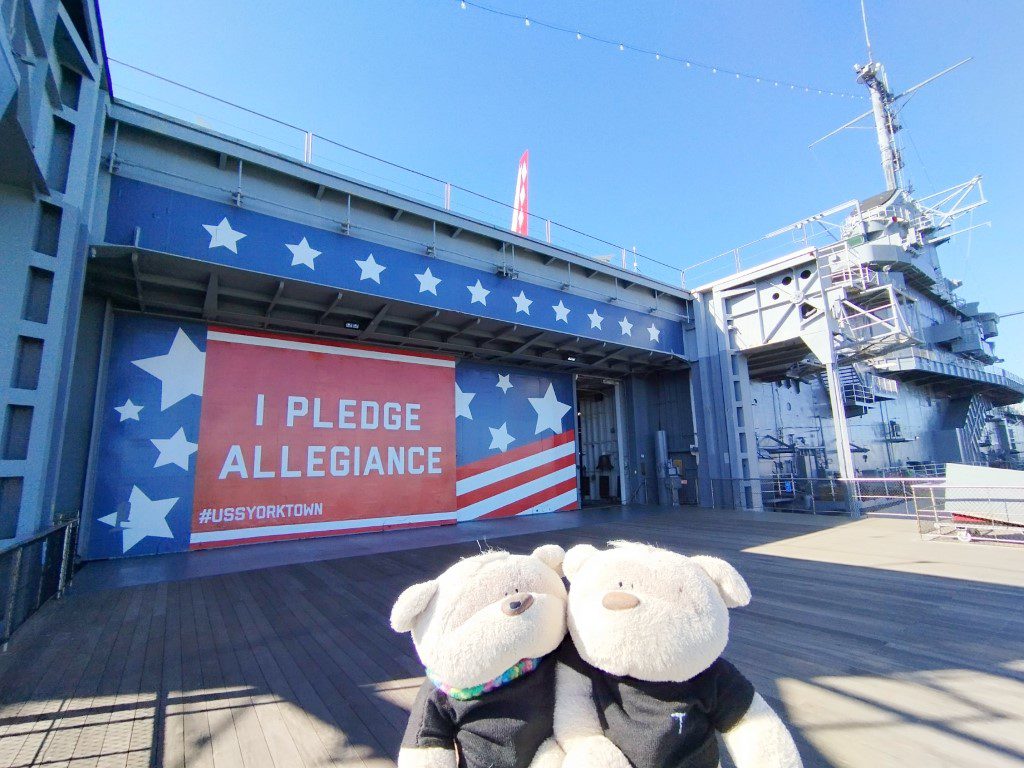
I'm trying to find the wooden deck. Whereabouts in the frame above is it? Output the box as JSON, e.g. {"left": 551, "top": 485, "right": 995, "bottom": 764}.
{"left": 0, "top": 507, "right": 1022, "bottom": 768}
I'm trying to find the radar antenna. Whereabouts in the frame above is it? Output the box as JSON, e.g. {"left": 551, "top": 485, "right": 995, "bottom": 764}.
{"left": 809, "top": 0, "right": 971, "bottom": 192}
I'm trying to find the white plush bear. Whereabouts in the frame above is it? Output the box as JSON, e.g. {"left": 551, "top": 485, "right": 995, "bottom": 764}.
{"left": 390, "top": 545, "right": 568, "bottom": 768}
{"left": 554, "top": 541, "right": 802, "bottom": 768}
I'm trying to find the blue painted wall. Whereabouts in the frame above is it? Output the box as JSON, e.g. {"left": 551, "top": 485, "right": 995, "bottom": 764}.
{"left": 104, "top": 176, "right": 684, "bottom": 356}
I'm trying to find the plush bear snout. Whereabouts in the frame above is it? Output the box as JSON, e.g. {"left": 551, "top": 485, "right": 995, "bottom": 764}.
{"left": 501, "top": 592, "right": 534, "bottom": 616}
{"left": 602, "top": 590, "right": 640, "bottom": 611}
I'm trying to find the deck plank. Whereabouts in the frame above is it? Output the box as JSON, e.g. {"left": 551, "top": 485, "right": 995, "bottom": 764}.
{"left": 0, "top": 508, "right": 1021, "bottom": 768}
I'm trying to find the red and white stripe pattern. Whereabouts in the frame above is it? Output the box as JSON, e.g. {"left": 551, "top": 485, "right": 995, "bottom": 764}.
{"left": 456, "top": 431, "right": 578, "bottom": 521}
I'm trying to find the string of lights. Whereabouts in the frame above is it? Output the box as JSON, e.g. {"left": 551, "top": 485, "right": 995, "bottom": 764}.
{"left": 454, "top": 0, "right": 866, "bottom": 100}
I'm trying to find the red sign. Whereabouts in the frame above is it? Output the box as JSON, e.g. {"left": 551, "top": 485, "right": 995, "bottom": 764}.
{"left": 191, "top": 328, "right": 456, "bottom": 548}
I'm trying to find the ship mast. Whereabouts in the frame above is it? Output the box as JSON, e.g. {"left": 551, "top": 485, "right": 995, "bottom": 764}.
{"left": 809, "top": 1, "right": 970, "bottom": 194}
{"left": 854, "top": 0, "right": 904, "bottom": 191}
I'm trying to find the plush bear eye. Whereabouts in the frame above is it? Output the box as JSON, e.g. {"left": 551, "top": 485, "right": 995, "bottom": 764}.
{"left": 617, "top": 581, "right": 623, "bottom": 588}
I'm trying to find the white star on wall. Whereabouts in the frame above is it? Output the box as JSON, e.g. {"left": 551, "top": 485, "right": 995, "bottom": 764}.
{"left": 528, "top": 383, "right": 572, "bottom": 435}
{"left": 488, "top": 422, "right": 516, "bottom": 453}
{"left": 114, "top": 399, "right": 143, "bottom": 422}
{"left": 132, "top": 329, "right": 206, "bottom": 411}
{"left": 151, "top": 427, "right": 199, "bottom": 471}
{"left": 553, "top": 300, "right": 570, "bottom": 323}
{"left": 415, "top": 267, "right": 442, "bottom": 295}
{"left": 513, "top": 291, "right": 533, "bottom": 315}
{"left": 496, "top": 374, "right": 513, "bottom": 393}
{"left": 202, "top": 218, "right": 246, "bottom": 254}
{"left": 618, "top": 317, "right": 634, "bottom": 337}
{"left": 286, "top": 237, "right": 320, "bottom": 270}
{"left": 467, "top": 280, "right": 490, "bottom": 306}
{"left": 588, "top": 309, "right": 604, "bottom": 330}
{"left": 355, "top": 253, "right": 386, "bottom": 283}
{"left": 647, "top": 324, "right": 661, "bottom": 343}
{"left": 456, "top": 383, "right": 476, "bottom": 419}
{"left": 97, "top": 485, "right": 178, "bottom": 553}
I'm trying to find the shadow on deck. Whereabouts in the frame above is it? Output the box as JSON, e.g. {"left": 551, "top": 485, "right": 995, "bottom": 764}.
{"left": 0, "top": 505, "right": 1022, "bottom": 767}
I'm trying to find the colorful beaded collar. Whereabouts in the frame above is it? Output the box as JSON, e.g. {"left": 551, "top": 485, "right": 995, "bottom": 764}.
{"left": 427, "top": 657, "right": 542, "bottom": 701}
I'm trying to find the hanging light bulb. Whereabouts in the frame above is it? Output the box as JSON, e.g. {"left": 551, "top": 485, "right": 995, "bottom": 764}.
{"left": 524, "top": 17, "right": 530, "bottom": 26}
{"left": 655, "top": 52, "right": 660, "bottom": 60}
{"left": 685, "top": 61, "right": 691, "bottom": 68}
{"left": 460, "top": 0, "right": 466, "bottom": 8}
{"left": 576, "top": 32, "right": 582, "bottom": 40}
{"left": 619, "top": 43, "right": 624, "bottom": 51}
{"left": 711, "top": 67, "right": 717, "bottom": 74}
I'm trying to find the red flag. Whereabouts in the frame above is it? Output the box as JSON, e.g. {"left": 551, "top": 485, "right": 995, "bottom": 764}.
{"left": 511, "top": 150, "right": 529, "bottom": 236}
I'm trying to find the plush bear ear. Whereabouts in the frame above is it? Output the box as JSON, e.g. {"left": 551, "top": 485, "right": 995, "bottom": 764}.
{"left": 531, "top": 544, "right": 566, "bottom": 576}
{"left": 562, "top": 544, "right": 599, "bottom": 582}
{"left": 390, "top": 580, "right": 438, "bottom": 633}
{"left": 690, "top": 556, "right": 751, "bottom": 608}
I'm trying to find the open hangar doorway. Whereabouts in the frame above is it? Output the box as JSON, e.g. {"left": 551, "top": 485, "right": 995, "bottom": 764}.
{"left": 575, "top": 375, "right": 626, "bottom": 506}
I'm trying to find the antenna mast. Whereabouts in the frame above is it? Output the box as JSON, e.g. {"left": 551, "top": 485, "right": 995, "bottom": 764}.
{"left": 855, "top": 1, "right": 904, "bottom": 191}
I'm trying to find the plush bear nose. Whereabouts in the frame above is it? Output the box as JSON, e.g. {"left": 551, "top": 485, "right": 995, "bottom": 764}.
{"left": 602, "top": 591, "right": 640, "bottom": 611}
{"left": 502, "top": 592, "right": 534, "bottom": 616}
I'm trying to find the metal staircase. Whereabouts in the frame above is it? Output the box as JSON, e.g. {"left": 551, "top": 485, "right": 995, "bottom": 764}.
{"left": 819, "top": 364, "right": 900, "bottom": 417}
{"left": 958, "top": 394, "right": 989, "bottom": 466}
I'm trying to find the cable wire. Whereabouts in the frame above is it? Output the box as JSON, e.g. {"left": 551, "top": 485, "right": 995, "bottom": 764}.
{"left": 456, "top": 0, "right": 865, "bottom": 100}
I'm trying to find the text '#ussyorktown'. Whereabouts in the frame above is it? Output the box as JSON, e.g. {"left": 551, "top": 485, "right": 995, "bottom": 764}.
{"left": 216, "top": 395, "right": 446, "bottom": 480}
{"left": 197, "top": 503, "right": 326, "bottom": 524}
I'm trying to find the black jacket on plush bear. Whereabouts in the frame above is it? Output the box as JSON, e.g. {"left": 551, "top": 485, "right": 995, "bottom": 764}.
{"left": 402, "top": 652, "right": 557, "bottom": 768}
{"left": 558, "top": 638, "right": 755, "bottom": 768}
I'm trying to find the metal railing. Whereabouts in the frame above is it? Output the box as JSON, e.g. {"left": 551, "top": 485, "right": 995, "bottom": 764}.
{"left": 106, "top": 60, "right": 694, "bottom": 289}
{"left": 752, "top": 475, "right": 948, "bottom": 517}
{"left": 912, "top": 484, "right": 1024, "bottom": 545}
{"left": 0, "top": 518, "right": 78, "bottom": 648}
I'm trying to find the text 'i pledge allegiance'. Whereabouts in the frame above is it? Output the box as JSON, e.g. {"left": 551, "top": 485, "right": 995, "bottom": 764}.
{"left": 217, "top": 395, "right": 446, "bottom": 480}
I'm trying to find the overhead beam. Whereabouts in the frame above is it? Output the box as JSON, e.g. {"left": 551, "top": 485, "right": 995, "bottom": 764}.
{"left": 405, "top": 309, "right": 441, "bottom": 340}
{"left": 512, "top": 331, "right": 546, "bottom": 355}
{"left": 202, "top": 273, "right": 218, "bottom": 319}
{"left": 318, "top": 291, "right": 345, "bottom": 324}
{"left": 264, "top": 281, "right": 285, "bottom": 326}
{"left": 480, "top": 324, "right": 520, "bottom": 348}
{"left": 450, "top": 226, "right": 463, "bottom": 239}
{"left": 359, "top": 302, "right": 392, "bottom": 339}
{"left": 130, "top": 252, "right": 146, "bottom": 311}
{"left": 447, "top": 317, "right": 481, "bottom": 342}
{"left": 392, "top": 208, "right": 404, "bottom": 221}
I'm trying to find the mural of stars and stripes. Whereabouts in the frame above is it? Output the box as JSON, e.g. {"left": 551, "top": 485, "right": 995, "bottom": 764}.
{"left": 454, "top": 361, "right": 579, "bottom": 520}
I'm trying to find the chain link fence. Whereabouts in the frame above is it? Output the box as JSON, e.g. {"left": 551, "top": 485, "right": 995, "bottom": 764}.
{"left": 912, "top": 484, "right": 1024, "bottom": 545}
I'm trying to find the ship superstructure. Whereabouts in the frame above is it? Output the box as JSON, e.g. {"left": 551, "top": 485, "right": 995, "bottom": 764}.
{"left": 690, "top": 40, "right": 1024, "bottom": 513}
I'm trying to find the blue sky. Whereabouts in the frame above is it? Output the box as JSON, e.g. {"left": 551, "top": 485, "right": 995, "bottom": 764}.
{"left": 99, "top": 0, "right": 1024, "bottom": 373}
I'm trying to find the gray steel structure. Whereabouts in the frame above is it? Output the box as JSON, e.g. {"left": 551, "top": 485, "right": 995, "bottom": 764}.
{"left": 1, "top": 0, "right": 1020, "bottom": 551}
{"left": 1, "top": 0, "right": 107, "bottom": 540}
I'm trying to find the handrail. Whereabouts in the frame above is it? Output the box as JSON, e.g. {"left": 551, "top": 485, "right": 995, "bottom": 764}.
{"left": 1, "top": 517, "right": 78, "bottom": 649}
{"left": 0, "top": 518, "right": 77, "bottom": 558}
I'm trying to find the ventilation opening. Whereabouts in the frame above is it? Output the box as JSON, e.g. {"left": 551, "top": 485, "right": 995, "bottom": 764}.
{"left": 47, "top": 116, "right": 75, "bottom": 194}
{"left": 34, "top": 202, "right": 62, "bottom": 256}
{"left": 23, "top": 268, "right": 54, "bottom": 323}
{"left": 3, "top": 405, "right": 33, "bottom": 460}
{"left": 59, "top": 65, "right": 82, "bottom": 109}
{"left": 800, "top": 269, "right": 812, "bottom": 280}
{"left": 781, "top": 276, "right": 793, "bottom": 286}
{"left": 800, "top": 302, "right": 817, "bottom": 319}
{"left": 12, "top": 337, "right": 44, "bottom": 390}
{"left": 0, "top": 477, "right": 23, "bottom": 539}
